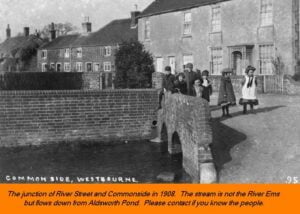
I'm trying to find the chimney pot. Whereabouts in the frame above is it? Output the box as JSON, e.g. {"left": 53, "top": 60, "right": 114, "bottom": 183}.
{"left": 24, "top": 27, "right": 30, "bottom": 37}
{"left": 82, "top": 17, "right": 92, "bottom": 34}
{"left": 50, "top": 22, "right": 56, "bottom": 41}
{"left": 131, "top": 11, "right": 141, "bottom": 29}
{"left": 6, "top": 24, "right": 11, "bottom": 39}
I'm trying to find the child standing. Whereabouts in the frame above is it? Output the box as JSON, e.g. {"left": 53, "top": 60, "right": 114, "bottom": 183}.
{"left": 218, "top": 68, "right": 236, "bottom": 117}
{"left": 240, "top": 65, "right": 259, "bottom": 114}
{"left": 201, "top": 70, "right": 213, "bottom": 102}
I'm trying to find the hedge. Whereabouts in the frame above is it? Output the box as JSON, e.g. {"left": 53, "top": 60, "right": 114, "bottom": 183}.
{"left": 0, "top": 72, "right": 83, "bottom": 90}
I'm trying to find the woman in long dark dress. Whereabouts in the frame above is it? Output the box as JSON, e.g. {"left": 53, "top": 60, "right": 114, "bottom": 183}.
{"left": 218, "top": 68, "right": 236, "bottom": 117}
{"left": 201, "top": 70, "right": 213, "bottom": 102}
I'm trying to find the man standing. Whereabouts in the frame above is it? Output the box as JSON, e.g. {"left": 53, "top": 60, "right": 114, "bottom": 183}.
{"left": 184, "top": 63, "right": 200, "bottom": 96}
{"left": 158, "top": 66, "right": 176, "bottom": 109}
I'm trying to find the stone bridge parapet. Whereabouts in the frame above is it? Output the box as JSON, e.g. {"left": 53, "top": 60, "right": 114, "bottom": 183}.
{"left": 157, "top": 92, "right": 216, "bottom": 183}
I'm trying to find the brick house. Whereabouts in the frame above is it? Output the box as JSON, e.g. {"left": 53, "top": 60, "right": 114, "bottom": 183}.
{"left": 138, "top": 0, "right": 300, "bottom": 76}
{"left": 0, "top": 25, "right": 45, "bottom": 74}
{"left": 37, "top": 13, "right": 139, "bottom": 88}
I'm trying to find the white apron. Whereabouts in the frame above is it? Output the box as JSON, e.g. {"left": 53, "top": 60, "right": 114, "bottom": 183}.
{"left": 242, "top": 75, "right": 256, "bottom": 100}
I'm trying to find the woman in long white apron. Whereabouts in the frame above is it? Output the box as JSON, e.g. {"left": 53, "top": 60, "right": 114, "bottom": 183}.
{"left": 240, "top": 66, "right": 259, "bottom": 114}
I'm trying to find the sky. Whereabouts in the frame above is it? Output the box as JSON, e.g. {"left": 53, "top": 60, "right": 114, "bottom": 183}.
{"left": 0, "top": 0, "right": 153, "bottom": 41}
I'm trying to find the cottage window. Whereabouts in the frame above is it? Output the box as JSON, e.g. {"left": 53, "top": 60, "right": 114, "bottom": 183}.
{"left": 211, "top": 6, "right": 221, "bottom": 32}
{"left": 183, "top": 55, "right": 194, "bottom": 68}
{"left": 261, "top": 0, "right": 273, "bottom": 26}
{"left": 145, "top": 19, "right": 150, "bottom": 40}
{"left": 50, "top": 63, "right": 55, "bottom": 71}
{"left": 77, "top": 48, "right": 82, "bottom": 58}
{"left": 156, "top": 57, "right": 164, "bottom": 73}
{"left": 86, "top": 62, "right": 93, "bottom": 72}
{"left": 94, "top": 63, "right": 100, "bottom": 72}
{"left": 183, "top": 12, "right": 192, "bottom": 35}
{"left": 64, "top": 62, "right": 71, "bottom": 72}
{"left": 65, "top": 48, "right": 70, "bottom": 58}
{"left": 103, "top": 62, "right": 112, "bottom": 72}
{"left": 76, "top": 62, "right": 83, "bottom": 72}
{"left": 41, "top": 50, "right": 47, "bottom": 59}
{"left": 104, "top": 46, "right": 112, "bottom": 57}
{"left": 259, "top": 44, "right": 274, "bottom": 75}
{"left": 211, "top": 48, "right": 223, "bottom": 75}
{"left": 56, "top": 63, "right": 62, "bottom": 72}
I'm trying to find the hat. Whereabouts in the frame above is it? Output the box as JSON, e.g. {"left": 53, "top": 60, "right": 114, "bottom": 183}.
{"left": 245, "top": 65, "right": 256, "bottom": 74}
{"left": 221, "top": 68, "right": 233, "bottom": 74}
{"left": 165, "top": 66, "right": 171, "bottom": 72}
{"left": 186, "top": 63, "right": 193, "bottom": 69}
{"left": 202, "top": 70, "right": 209, "bottom": 76}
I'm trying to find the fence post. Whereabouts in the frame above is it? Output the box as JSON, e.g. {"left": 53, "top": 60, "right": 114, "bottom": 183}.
{"left": 263, "top": 75, "right": 266, "bottom": 93}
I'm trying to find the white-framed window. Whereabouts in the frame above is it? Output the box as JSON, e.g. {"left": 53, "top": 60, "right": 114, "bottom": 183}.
{"left": 168, "top": 56, "right": 176, "bottom": 75}
{"left": 76, "top": 48, "right": 82, "bottom": 58}
{"left": 104, "top": 46, "right": 112, "bottom": 57}
{"left": 64, "top": 48, "right": 70, "bottom": 58}
{"left": 103, "top": 62, "right": 112, "bottom": 72}
{"left": 183, "top": 54, "right": 194, "bottom": 67}
{"left": 56, "top": 63, "right": 62, "bottom": 72}
{"left": 76, "top": 62, "right": 83, "bottom": 72}
{"left": 211, "top": 6, "right": 221, "bottom": 32}
{"left": 259, "top": 44, "right": 274, "bottom": 75}
{"left": 41, "top": 50, "right": 47, "bottom": 59}
{"left": 261, "top": 0, "right": 273, "bottom": 26}
{"left": 156, "top": 57, "right": 164, "bottom": 73}
{"left": 145, "top": 18, "right": 150, "bottom": 40}
{"left": 64, "top": 62, "right": 71, "bottom": 72}
{"left": 183, "top": 11, "right": 192, "bottom": 35}
{"left": 211, "top": 48, "right": 223, "bottom": 75}
{"left": 86, "top": 62, "right": 93, "bottom": 72}
{"left": 94, "top": 63, "right": 100, "bottom": 72}
{"left": 41, "top": 63, "right": 47, "bottom": 72}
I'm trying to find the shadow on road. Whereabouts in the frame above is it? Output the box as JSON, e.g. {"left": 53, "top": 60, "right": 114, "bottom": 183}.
{"left": 210, "top": 105, "right": 286, "bottom": 122}
{"left": 210, "top": 120, "right": 247, "bottom": 180}
{"left": 209, "top": 105, "right": 285, "bottom": 182}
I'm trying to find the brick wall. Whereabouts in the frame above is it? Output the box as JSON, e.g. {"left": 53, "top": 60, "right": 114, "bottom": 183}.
{"left": 0, "top": 90, "right": 158, "bottom": 147}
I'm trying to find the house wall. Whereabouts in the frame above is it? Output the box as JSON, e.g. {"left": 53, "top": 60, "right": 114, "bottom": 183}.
{"left": 37, "top": 45, "right": 117, "bottom": 73}
{"left": 139, "top": 0, "right": 296, "bottom": 76}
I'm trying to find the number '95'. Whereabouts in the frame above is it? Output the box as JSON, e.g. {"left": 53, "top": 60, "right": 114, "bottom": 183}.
{"left": 286, "top": 176, "right": 299, "bottom": 184}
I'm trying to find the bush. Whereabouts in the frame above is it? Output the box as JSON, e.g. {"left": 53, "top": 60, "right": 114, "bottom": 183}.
{"left": 115, "top": 40, "right": 155, "bottom": 89}
{"left": 0, "top": 72, "right": 83, "bottom": 90}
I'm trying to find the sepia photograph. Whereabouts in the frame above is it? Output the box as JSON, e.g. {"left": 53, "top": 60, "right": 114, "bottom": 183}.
{"left": 0, "top": 0, "right": 300, "bottom": 185}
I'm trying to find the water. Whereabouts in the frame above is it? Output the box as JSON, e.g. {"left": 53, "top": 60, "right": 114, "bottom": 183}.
{"left": 0, "top": 140, "right": 191, "bottom": 183}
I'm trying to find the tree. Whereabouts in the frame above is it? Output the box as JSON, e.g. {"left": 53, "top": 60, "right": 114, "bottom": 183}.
{"left": 115, "top": 40, "right": 155, "bottom": 89}
{"left": 40, "top": 22, "right": 78, "bottom": 39}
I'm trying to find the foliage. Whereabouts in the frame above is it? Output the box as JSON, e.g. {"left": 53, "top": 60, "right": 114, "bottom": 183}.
{"left": 114, "top": 40, "right": 155, "bottom": 89}
{"left": 40, "top": 22, "right": 78, "bottom": 39}
{"left": 0, "top": 72, "right": 83, "bottom": 90}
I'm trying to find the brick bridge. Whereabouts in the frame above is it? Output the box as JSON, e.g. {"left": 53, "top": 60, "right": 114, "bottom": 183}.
{"left": 156, "top": 92, "right": 217, "bottom": 183}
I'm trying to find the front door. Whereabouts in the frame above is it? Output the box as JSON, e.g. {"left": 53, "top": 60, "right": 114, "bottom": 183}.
{"left": 233, "top": 51, "right": 242, "bottom": 75}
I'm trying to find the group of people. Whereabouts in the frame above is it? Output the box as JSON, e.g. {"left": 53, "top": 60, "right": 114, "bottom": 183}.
{"left": 158, "top": 63, "right": 259, "bottom": 117}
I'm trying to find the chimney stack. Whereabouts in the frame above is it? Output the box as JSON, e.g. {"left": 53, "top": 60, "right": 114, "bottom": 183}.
{"left": 50, "top": 22, "right": 56, "bottom": 41}
{"left": 130, "top": 5, "right": 141, "bottom": 29}
{"left": 24, "top": 27, "right": 30, "bottom": 37}
{"left": 6, "top": 24, "right": 11, "bottom": 39}
{"left": 82, "top": 17, "right": 92, "bottom": 34}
